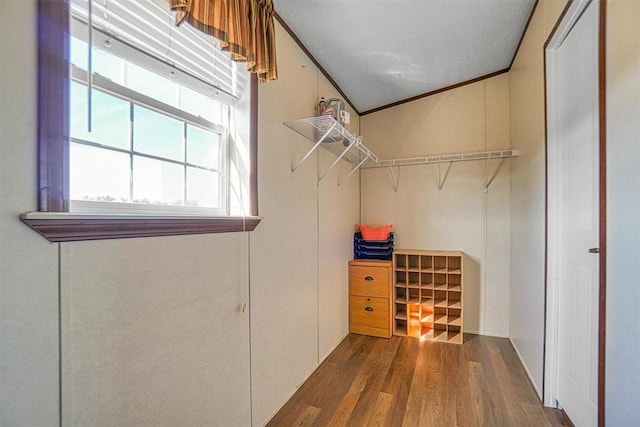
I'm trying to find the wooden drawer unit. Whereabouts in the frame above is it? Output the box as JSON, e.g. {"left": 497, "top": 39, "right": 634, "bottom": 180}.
{"left": 348, "top": 260, "right": 392, "bottom": 338}
{"left": 350, "top": 264, "right": 390, "bottom": 298}
{"left": 350, "top": 296, "right": 390, "bottom": 331}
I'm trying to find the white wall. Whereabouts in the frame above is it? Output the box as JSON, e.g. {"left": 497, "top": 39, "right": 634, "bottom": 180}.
{"left": 60, "top": 235, "right": 252, "bottom": 426}
{"left": 605, "top": 0, "right": 640, "bottom": 424}
{"left": 0, "top": 3, "right": 359, "bottom": 426}
{"left": 250, "top": 21, "right": 360, "bottom": 425}
{"left": 250, "top": 24, "right": 320, "bottom": 426}
{"left": 360, "top": 75, "right": 511, "bottom": 337}
{"left": 317, "top": 76, "right": 361, "bottom": 361}
{"left": 509, "top": 0, "right": 568, "bottom": 395}
{"left": 0, "top": 1, "right": 60, "bottom": 425}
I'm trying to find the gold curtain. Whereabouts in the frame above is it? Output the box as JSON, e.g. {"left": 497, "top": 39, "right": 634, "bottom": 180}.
{"left": 170, "top": 0, "right": 277, "bottom": 82}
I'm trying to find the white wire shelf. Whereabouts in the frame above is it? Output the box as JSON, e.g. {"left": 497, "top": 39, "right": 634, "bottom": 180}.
{"left": 361, "top": 149, "right": 520, "bottom": 168}
{"left": 283, "top": 116, "right": 379, "bottom": 184}
{"left": 284, "top": 116, "right": 378, "bottom": 164}
{"left": 283, "top": 116, "right": 519, "bottom": 189}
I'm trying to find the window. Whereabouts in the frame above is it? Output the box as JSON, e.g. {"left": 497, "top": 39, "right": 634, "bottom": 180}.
{"left": 68, "top": 51, "right": 228, "bottom": 214}
{"left": 23, "top": 0, "right": 260, "bottom": 241}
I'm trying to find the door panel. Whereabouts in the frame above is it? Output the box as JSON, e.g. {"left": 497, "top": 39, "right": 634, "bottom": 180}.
{"left": 555, "top": 1, "right": 599, "bottom": 426}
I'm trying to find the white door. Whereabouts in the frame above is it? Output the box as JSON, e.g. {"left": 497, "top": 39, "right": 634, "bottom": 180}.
{"left": 546, "top": 1, "right": 600, "bottom": 426}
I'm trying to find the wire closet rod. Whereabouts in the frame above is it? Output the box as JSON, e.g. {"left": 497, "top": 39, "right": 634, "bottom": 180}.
{"left": 361, "top": 149, "right": 520, "bottom": 168}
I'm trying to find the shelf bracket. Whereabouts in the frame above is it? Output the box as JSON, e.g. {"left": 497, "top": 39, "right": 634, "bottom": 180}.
{"left": 388, "top": 165, "right": 399, "bottom": 192}
{"left": 437, "top": 162, "right": 453, "bottom": 191}
{"left": 291, "top": 121, "right": 338, "bottom": 173}
{"left": 337, "top": 154, "right": 371, "bottom": 187}
{"left": 484, "top": 158, "right": 505, "bottom": 191}
{"left": 318, "top": 137, "right": 357, "bottom": 182}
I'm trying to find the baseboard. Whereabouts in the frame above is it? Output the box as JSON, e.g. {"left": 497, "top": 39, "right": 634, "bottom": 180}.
{"left": 259, "top": 332, "right": 350, "bottom": 426}
{"left": 509, "top": 337, "right": 543, "bottom": 399}
{"left": 318, "top": 331, "right": 350, "bottom": 365}
{"left": 466, "top": 330, "right": 510, "bottom": 338}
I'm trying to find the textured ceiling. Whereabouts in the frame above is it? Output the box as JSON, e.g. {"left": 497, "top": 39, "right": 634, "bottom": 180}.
{"left": 273, "top": 0, "right": 536, "bottom": 114}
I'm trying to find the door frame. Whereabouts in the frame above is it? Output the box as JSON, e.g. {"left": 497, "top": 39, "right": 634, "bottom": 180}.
{"left": 543, "top": 0, "right": 606, "bottom": 425}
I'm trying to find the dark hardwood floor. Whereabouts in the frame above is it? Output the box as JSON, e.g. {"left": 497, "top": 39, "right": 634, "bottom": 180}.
{"left": 267, "top": 334, "right": 573, "bottom": 426}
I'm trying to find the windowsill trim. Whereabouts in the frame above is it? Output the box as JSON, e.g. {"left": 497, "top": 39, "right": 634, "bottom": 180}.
{"left": 21, "top": 212, "right": 262, "bottom": 242}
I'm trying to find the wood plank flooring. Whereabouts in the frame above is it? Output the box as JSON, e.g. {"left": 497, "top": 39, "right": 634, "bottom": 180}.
{"left": 267, "top": 334, "right": 573, "bottom": 427}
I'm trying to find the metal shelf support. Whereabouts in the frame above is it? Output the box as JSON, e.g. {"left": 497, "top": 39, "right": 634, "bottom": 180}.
{"left": 388, "top": 166, "right": 399, "bottom": 193}
{"left": 338, "top": 154, "right": 371, "bottom": 187}
{"left": 291, "top": 120, "right": 338, "bottom": 173}
{"left": 437, "top": 162, "right": 453, "bottom": 191}
{"left": 484, "top": 157, "right": 506, "bottom": 191}
{"left": 318, "top": 138, "right": 357, "bottom": 182}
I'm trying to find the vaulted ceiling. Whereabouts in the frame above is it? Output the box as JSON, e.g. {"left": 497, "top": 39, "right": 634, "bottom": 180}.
{"left": 273, "top": 0, "right": 537, "bottom": 114}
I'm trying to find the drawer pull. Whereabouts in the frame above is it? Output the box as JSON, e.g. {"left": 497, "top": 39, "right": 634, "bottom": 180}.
{"left": 365, "top": 306, "right": 374, "bottom": 312}
{"left": 364, "top": 276, "right": 374, "bottom": 281}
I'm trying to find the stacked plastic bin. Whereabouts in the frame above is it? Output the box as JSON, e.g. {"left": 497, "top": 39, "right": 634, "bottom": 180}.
{"left": 353, "top": 232, "right": 394, "bottom": 260}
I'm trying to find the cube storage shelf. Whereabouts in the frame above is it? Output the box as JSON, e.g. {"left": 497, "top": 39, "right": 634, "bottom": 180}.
{"left": 393, "top": 250, "right": 464, "bottom": 344}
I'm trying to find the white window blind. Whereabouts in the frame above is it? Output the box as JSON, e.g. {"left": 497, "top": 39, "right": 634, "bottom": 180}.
{"left": 69, "top": 0, "right": 249, "bottom": 105}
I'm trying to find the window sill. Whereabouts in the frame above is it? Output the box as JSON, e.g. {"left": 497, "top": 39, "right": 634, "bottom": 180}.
{"left": 21, "top": 212, "right": 262, "bottom": 242}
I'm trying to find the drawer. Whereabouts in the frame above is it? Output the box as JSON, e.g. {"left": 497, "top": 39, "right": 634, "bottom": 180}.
{"left": 349, "top": 296, "right": 390, "bottom": 331}
{"left": 350, "top": 265, "right": 390, "bottom": 298}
